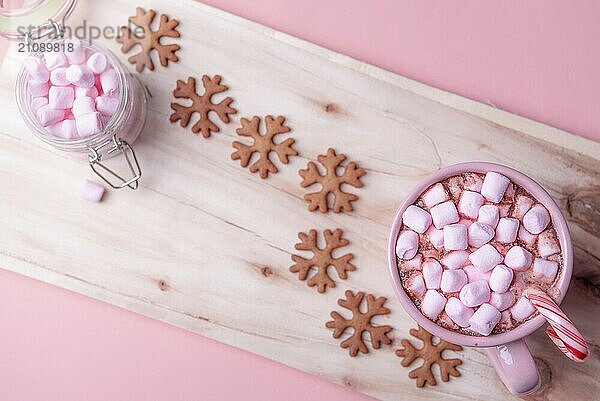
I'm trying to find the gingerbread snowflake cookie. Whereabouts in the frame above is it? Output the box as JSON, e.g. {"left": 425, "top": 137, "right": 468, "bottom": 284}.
{"left": 299, "top": 148, "right": 365, "bottom": 213}
{"left": 116, "top": 7, "right": 181, "bottom": 72}
{"left": 290, "top": 228, "right": 355, "bottom": 293}
{"left": 170, "top": 75, "right": 237, "bottom": 138}
{"left": 232, "top": 116, "right": 298, "bottom": 178}
{"left": 326, "top": 290, "right": 392, "bottom": 356}
{"left": 396, "top": 326, "right": 463, "bottom": 387}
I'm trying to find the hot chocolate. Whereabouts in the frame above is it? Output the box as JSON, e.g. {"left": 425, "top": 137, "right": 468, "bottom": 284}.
{"left": 395, "top": 171, "right": 563, "bottom": 336}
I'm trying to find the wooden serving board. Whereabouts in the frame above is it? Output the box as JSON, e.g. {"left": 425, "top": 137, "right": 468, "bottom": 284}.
{"left": 0, "top": 1, "right": 599, "bottom": 399}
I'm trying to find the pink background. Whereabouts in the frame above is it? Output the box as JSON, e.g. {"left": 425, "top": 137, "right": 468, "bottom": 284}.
{"left": 1, "top": 1, "right": 599, "bottom": 400}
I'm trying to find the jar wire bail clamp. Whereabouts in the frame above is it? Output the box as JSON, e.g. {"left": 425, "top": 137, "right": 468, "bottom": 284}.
{"left": 88, "top": 134, "right": 141, "bottom": 190}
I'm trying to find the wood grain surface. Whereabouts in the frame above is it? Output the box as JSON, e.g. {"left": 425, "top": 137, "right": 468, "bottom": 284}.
{"left": 0, "top": 1, "right": 598, "bottom": 400}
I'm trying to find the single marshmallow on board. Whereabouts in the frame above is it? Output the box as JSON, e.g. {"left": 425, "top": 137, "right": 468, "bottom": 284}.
{"left": 48, "top": 86, "right": 74, "bottom": 109}
{"left": 423, "top": 259, "right": 443, "bottom": 289}
{"left": 421, "top": 289, "right": 447, "bottom": 320}
{"left": 72, "top": 96, "right": 97, "bottom": 117}
{"left": 444, "top": 297, "right": 474, "bottom": 327}
{"left": 66, "top": 64, "right": 95, "bottom": 88}
{"left": 37, "top": 105, "right": 64, "bottom": 127}
{"left": 443, "top": 223, "right": 468, "bottom": 251}
{"left": 76, "top": 112, "right": 104, "bottom": 137}
{"left": 96, "top": 95, "right": 120, "bottom": 116}
{"left": 495, "top": 217, "right": 520, "bottom": 243}
{"left": 425, "top": 226, "right": 444, "bottom": 250}
{"left": 100, "top": 68, "right": 119, "bottom": 95}
{"left": 531, "top": 258, "right": 559, "bottom": 283}
{"left": 469, "top": 244, "right": 503, "bottom": 272}
{"left": 29, "top": 80, "right": 50, "bottom": 97}
{"left": 489, "top": 291, "right": 515, "bottom": 311}
{"left": 468, "top": 222, "right": 495, "bottom": 248}
{"left": 478, "top": 204, "right": 500, "bottom": 228}
{"left": 459, "top": 280, "right": 491, "bottom": 307}
{"left": 481, "top": 172, "right": 510, "bottom": 203}
{"left": 405, "top": 274, "right": 426, "bottom": 298}
{"left": 421, "top": 183, "right": 449, "bottom": 208}
{"left": 396, "top": 230, "right": 420, "bottom": 260}
{"left": 400, "top": 255, "right": 422, "bottom": 271}
{"left": 523, "top": 204, "right": 551, "bottom": 234}
{"left": 458, "top": 190, "right": 485, "bottom": 219}
{"left": 430, "top": 200, "right": 459, "bottom": 229}
{"left": 43, "top": 50, "right": 67, "bottom": 70}
{"left": 538, "top": 229, "right": 561, "bottom": 257}
{"left": 441, "top": 250, "right": 470, "bottom": 269}
{"left": 511, "top": 296, "right": 536, "bottom": 322}
{"left": 440, "top": 269, "right": 467, "bottom": 293}
{"left": 504, "top": 246, "right": 533, "bottom": 271}
{"left": 23, "top": 56, "right": 50, "bottom": 82}
{"left": 64, "top": 37, "right": 86, "bottom": 64}
{"left": 87, "top": 52, "right": 108, "bottom": 74}
{"left": 402, "top": 205, "right": 432, "bottom": 234}
{"left": 80, "top": 179, "right": 106, "bottom": 203}
{"left": 469, "top": 303, "right": 501, "bottom": 336}
{"left": 489, "top": 265, "right": 513, "bottom": 293}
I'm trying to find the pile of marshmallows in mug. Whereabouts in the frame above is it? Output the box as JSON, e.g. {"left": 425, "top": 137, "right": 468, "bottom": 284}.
{"left": 396, "top": 172, "right": 560, "bottom": 336}
{"left": 24, "top": 37, "right": 120, "bottom": 139}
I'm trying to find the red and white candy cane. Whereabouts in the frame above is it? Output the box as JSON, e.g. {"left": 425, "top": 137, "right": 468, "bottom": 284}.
{"left": 524, "top": 288, "right": 588, "bottom": 362}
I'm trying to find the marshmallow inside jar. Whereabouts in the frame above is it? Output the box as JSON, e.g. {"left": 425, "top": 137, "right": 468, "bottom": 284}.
{"left": 394, "top": 165, "right": 566, "bottom": 338}
{"left": 15, "top": 37, "right": 148, "bottom": 189}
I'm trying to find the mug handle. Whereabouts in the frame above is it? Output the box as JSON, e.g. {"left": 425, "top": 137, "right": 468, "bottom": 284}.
{"left": 485, "top": 339, "right": 540, "bottom": 395}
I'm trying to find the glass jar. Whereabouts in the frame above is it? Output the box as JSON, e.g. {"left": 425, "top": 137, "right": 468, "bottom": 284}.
{"left": 5, "top": 0, "right": 147, "bottom": 189}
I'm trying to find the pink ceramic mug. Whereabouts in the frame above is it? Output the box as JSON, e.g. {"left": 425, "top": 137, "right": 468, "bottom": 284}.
{"left": 387, "top": 162, "right": 573, "bottom": 395}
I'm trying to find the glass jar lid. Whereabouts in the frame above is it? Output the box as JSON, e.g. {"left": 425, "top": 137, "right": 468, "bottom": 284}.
{"left": 0, "top": 0, "right": 76, "bottom": 39}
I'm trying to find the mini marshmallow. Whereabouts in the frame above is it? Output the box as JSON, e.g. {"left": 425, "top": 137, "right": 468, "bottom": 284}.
{"left": 59, "top": 119, "right": 78, "bottom": 139}
{"left": 495, "top": 217, "right": 520, "bottom": 243}
{"left": 444, "top": 297, "right": 474, "bottom": 327}
{"left": 469, "top": 244, "right": 503, "bottom": 272}
{"left": 430, "top": 200, "right": 459, "bottom": 229}
{"left": 421, "top": 183, "right": 449, "bottom": 208}
{"left": 469, "top": 303, "right": 501, "bottom": 336}
{"left": 87, "top": 52, "right": 108, "bottom": 74}
{"left": 400, "top": 255, "right": 422, "bottom": 272}
{"left": 441, "top": 250, "right": 470, "bottom": 269}
{"left": 443, "top": 223, "right": 467, "bottom": 251}
{"left": 523, "top": 204, "right": 551, "bottom": 234}
{"left": 43, "top": 50, "right": 66, "bottom": 70}
{"left": 425, "top": 226, "right": 444, "bottom": 250}
{"left": 513, "top": 195, "right": 535, "bottom": 220}
{"left": 396, "top": 230, "right": 419, "bottom": 260}
{"left": 75, "top": 86, "right": 99, "bottom": 98}
{"left": 463, "top": 173, "right": 484, "bottom": 192}
{"left": 76, "top": 112, "right": 104, "bottom": 137}
{"left": 402, "top": 205, "right": 432, "bottom": 234}
{"left": 489, "top": 265, "right": 513, "bottom": 293}
{"left": 49, "top": 67, "right": 70, "bottom": 86}
{"left": 532, "top": 258, "right": 558, "bottom": 283}
{"left": 511, "top": 296, "right": 536, "bottom": 322}
{"left": 37, "top": 105, "right": 64, "bottom": 127}
{"left": 80, "top": 179, "right": 106, "bottom": 202}
{"left": 66, "top": 64, "right": 95, "bottom": 88}
{"left": 72, "top": 96, "right": 96, "bottom": 117}
{"left": 504, "top": 246, "right": 532, "bottom": 271}
{"left": 463, "top": 264, "right": 492, "bottom": 283}
{"left": 538, "top": 229, "right": 561, "bottom": 257}
{"left": 478, "top": 204, "right": 500, "bottom": 228}
{"left": 421, "top": 290, "right": 446, "bottom": 320}
{"left": 47, "top": 121, "right": 63, "bottom": 137}
{"left": 489, "top": 291, "right": 515, "bottom": 311}
{"left": 440, "top": 269, "right": 467, "bottom": 293}
{"left": 23, "top": 56, "right": 50, "bottom": 82}
{"left": 481, "top": 171, "right": 510, "bottom": 203}
{"left": 518, "top": 226, "right": 537, "bottom": 247}
{"left": 459, "top": 280, "right": 490, "bottom": 307}
{"left": 423, "top": 259, "right": 443, "bottom": 289}
{"left": 48, "top": 86, "right": 74, "bottom": 109}
{"left": 31, "top": 97, "right": 49, "bottom": 110}
{"left": 406, "top": 274, "right": 426, "bottom": 298}
{"left": 468, "top": 222, "right": 495, "bottom": 248}
{"left": 29, "top": 80, "right": 50, "bottom": 97}
{"left": 100, "top": 68, "right": 119, "bottom": 95}
{"left": 64, "top": 37, "right": 86, "bottom": 64}
{"left": 458, "top": 190, "right": 485, "bottom": 219}
{"left": 96, "top": 95, "right": 120, "bottom": 116}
